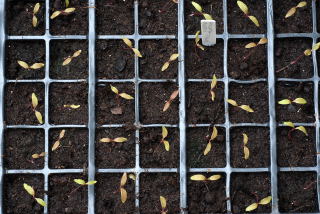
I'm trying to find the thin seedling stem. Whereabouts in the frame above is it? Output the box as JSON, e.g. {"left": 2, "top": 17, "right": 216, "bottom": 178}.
{"left": 276, "top": 53, "right": 305, "bottom": 73}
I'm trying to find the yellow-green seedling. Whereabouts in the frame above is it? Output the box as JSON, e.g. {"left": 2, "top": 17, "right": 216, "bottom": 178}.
{"left": 195, "top": 31, "right": 205, "bottom": 51}
{"left": 245, "top": 196, "right": 272, "bottom": 212}
{"left": 190, "top": 174, "right": 221, "bottom": 181}
{"left": 243, "top": 38, "right": 268, "bottom": 61}
{"left": 63, "top": 104, "right": 80, "bottom": 109}
{"left": 161, "top": 53, "right": 179, "bottom": 71}
{"left": 243, "top": 133, "right": 250, "bottom": 160}
{"left": 285, "top": 1, "right": 307, "bottom": 18}
{"left": 65, "top": 0, "right": 70, "bottom": 7}
{"left": 17, "top": 60, "right": 44, "bottom": 70}
{"left": 50, "top": 7, "right": 76, "bottom": 19}
{"left": 122, "top": 38, "right": 142, "bottom": 58}
{"left": 210, "top": 74, "right": 217, "bottom": 102}
{"left": 227, "top": 99, "right": 254, "bottom": 113}
{"left": 74, "top": 179, "right": 97, "bottom": 186}
{"left": 190, "top": 1, "right": 213, "bottom": 20}
{"left": 236, "top": 1, "right": 260, "bottom": 27}
{"left": 52, "top": 129, "right": 66, "bottom": 151}
{"left": 203, "top": 126, "right": 218, "bottom": 155}
{"left": 62, "top": 50, "right": 82, "bottom": 66}
{"left": 160, "top": 196, "right": 168, "bottom": 214}
{"left": 159, "top": 0, "right": 179, "bottom": 13}
{"left": 110, "top": 85, "right": 134, "bottom": 100}
{"left": 278, "top": 97, "right": 307, "bottom": 105}
{"left": 99, "top": 137, "right": 128, "bottom": 143}
{"left": 283, "top": 121, "right": 308, "bottom": 140}
{"left": 129, "top": 173, "right": 136, "bottom": 181}
{"left": 276, "top": 42, "right": 320, "bottom": 73}
{"left": 163, "top": 89, "right": 179, "bottom": 112}
{"left": 31, "top": 93, "right": 43, "bottom": 124}
{"left": 32, "top": 3, "right": 41, "bottom": 27}
{"left": 161, "top": 126, "right": 170, "bottom": 151}
{"left": 23, "top": 183, "right": 47, "bottom": 207}
{"left": 32, "top": 152, "right": 46, "bottom": 159}
{"left": 120, "top": 173, "right": 128, "bottom": 203}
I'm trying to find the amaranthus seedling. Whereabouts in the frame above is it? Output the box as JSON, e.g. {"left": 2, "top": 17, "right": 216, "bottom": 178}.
{"left": 190, "top": 1, "right": 213, "bottom": 20}
{"left": 163, "top": 89, "right": 179, "bottom": 112}
{"left": 65, "top": 0, "right": 70, "bottom": 7}
{"left": 62, "top": 50, "right": 82, "bottom": 66}
{"left": 276, "top": 42, "right": 320, "bottom": 73}
{"left": 161, "top": 126, "right": 170, "bottom": 151}
{"left": 32, "top": 152, "right": 45, "bottom": 159}
{"left": 74, "top": 179, "right": 97, "bottom": 186}
{"left": 195, "top": 31, "right": 205, "bottom": 51}
{"left": 32, "top": 3, "right": 40, "bottom": 27}
{"left": 120, "top": 173, "right": 128, "bottom": 203}
{"left": 161, "top": 53, "right": 179, "bottom": 71}
{"left": 52, "top": 129, "right": 66, "bottom": 151}
{"left": 99, "top": 137, "right": 128, "bottom": 143}
{"left": 190, "top": 174, "right": 221, "bottom": 181}
{"left": 278, "top": 97, "right": 307, "bottom": 105}
{"left": 210, "top": 74, "right": 217, "bottom": 102}
{"left": 227, "top": 99, "right": 254, "bottom": 113}
{"left": 243, "top": 133, "right": 250, "bottom": 160}
{"left": 159, "top": 0, "right": 178, "bottom": 13}
{"left": 237, "top": 1, "right": 260, "bottom": 27}
{"left": 203, "top": 126, "right": 217, "bottom": 155}
{"left": 245, "top": 196, "right": 272, "bottom": 212}
{"left": 63, "top": 104, "right": 80, "bottom": 109}
{"left": 17, "top": 60, "right": 44, "bottom": 70}
{"left": 23, "top": 183, "right": 47, "bottom": 207}
{"left": 243, "top": 38, "right": 267, "bottom": 61}
{"left": 283, "top": 121, "right": 308, "bottom": 139}
{"left": 160, "top": 196, "right": 168, "bottom": 214}
{"left": 122, "top": 38, "right": 142, "bottom": 58}
{"left": 110, "top": 85, "right": 134, "bottom": 100}
{"left": 31, "top": 93, "right": 43, "bottom": 124}
{"left": 285, "top": 1, "right": 307, "bottom": 18}
{"left": 50, "top": 8, "right": 76, "bottom": 19}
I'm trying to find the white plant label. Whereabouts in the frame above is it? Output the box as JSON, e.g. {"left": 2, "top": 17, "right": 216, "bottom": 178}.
{"left": 201, "top": 20, "right": 216, "bottom": 46}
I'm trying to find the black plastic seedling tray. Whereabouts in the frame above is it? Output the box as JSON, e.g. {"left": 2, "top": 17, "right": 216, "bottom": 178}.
{"left": 0, "top": 0, "right": 319, "bottom": 213}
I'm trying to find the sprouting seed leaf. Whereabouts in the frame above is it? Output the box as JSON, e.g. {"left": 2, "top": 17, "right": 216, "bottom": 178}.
{"left": 258, "top": 38, "right": 268, "bottom": 45}
{"left": 312, "top": 42, "right": 320, "bottom": 51}
{"left": 304, "top": 49, "right": 312, "bottom": 56}
{"left": 248, "top": 16, "right": 260, "bottom": 27}
{"left": 243, "top": 133, "right": 248, "bottom": 145}
{"left": 65, "top": 0, "right": 69, "bottom": 7}
{"left": 295, "top": 126, "right": 308, "bottom": 136}
{"left": 208, "top": 175, "right": 221, "bottom": 181}
{"left": 86, "top": 180, "right": 97, "bottom": 185}
{"left": 23, "top": 183, "right": 35, "bottom": 197}
{"left": 195, "top": 31, "right": 201, "bottom": 44}
{"left": 35, "top": 111, "right": 43, "bottom": 124}
{"left": 245, "top": 42, "right": 257, "bottom": 49}
{"left": 163, "top": 102, "right": 171, "bottom": 112}
{"left": 169, "top": 53, "right": 179, "bottom": 61}
{"left": 74, "top": 179, "right": 86, "bottom": 185}
{"left": 39, "top": 152, "right": 45, "bottom": 157}
{"left": 64, "top": 7, "right": 76, "bottom": 13}
{"left": 191, "top": 1, "right": 203, "bottom": 13}
{"left": 245, "top": 202, "right": 258, "bottom": 212}
{"left": 163, "top": 140, "right": 170, "bottom": 151}
{"left": 203, "top": 142, "right": 211, "bottom": 155}
{"left": 35, "top": 198, "right": 47, "bottom": 207}
{"left": 161, "top": 62, "right": 170, "bottom": 71}
{"left": 197, "top": 43, "right": 205, "bottom": 50}
{"left": 52, "top": 141, "right": 60, "bottom": 151}
{"left": 239, "top": 105, "right": 254, "bottom": 112}
{"left": 285, "top": 7, "right": 297, "bottom": 18}
{"left": 211, "top": 74, "right": 217, "bottom": 89}
{"left": 32, "top": 153, "right": 40, "bottom": 159}
{"left": 132, "top": 48, "right": 142, "bottom": 58}
{"left": 110, "top": 85, "right": 119, "bottom": 94}
{"left": 122, "top": 38, "right": 132, "bottom": 48}
{"left": 170, "top": 90, "right": 179, "bottom": 100}
{"left": 120, "top": 173, "right": 127, "bottom": 187}
{"left": 283, "top": 121, "right": 295, "bottom": 128}
{"left": 32, "top": 16, "right": 38, "bottom": 27}
{"left": 244, "top": 146, "right": 250, "bottom": 160}
{"left": 162, "top": 126, "right": 168, "bottom": 138}
{"left": 120, "top": 187, "right": 127, "bottom": 203}
{"left": 62, "top": 57, "right": 72, "bottom": 66}
{"left": 119, "top": 93, "right": 134, "bottom": 100}
{"left": 227, "top": 99, "right": 238, "bottom": 106}
{"left": 278, "top": 99, "right": 291, "bottom": 105}
{"left": 33, "top": 3, "right": 40, "bottom": 14}
{"left": 30, "top": 63, "right": 44, "bottom": 69}
{"left": 237, "top": 1, "right": 249, "bottom": 15}
{"left": 203, "top": 13, "right": 213, "bottom": 20}
{"left": 160, "top": 196, "right": 167, "bottom": 209}
{"left": 50, "top": 11, "right": 61, "bottom": 19}
{"left": 296, "top": 1, "right": 307, "bottom": 8}
{"left": 17, "top": 60, "right": 29, "bottom": 69}
{"left": 32, "top": 93, "right": 38, "bottom": 109}
{"left": 113, "top": 137, "right": 128, "bottom": 143}
{"left": 258, "top": 196, "right": 272, "bottom": 205}
{"left": 190, "top": 174, "right": 206, "bottom": 181}
{"left": 292, "top": 98, "right": 307, "bottom": 104}
{"left": 73, "top": 50, "right": 82, "bottom": 57}
{"left": 63, "top": 104, "right": 80, "bottom": 109}
{"left": 129, "top": 174, "right": 136, "bottom": 180}
{"left": 100, "top": 138, "right": 112, "bottom": 143}
{"left": 211, "top": 91, "right": 215, "bottom": 102}
{"left": 210, "top": 127, "right": 218, "bottom": 141}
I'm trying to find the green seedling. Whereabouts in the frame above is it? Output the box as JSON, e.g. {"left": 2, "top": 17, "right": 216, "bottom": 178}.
{"left": 120, "top": 173, "right": 128, "bottom": 203}
{"left": 210, "top": 74, "right": 217, "bottom": 102}
{"left": 159, "top": 0, "right": 178, "bottom": 13}
{"left": 65, "top": 0, "right": 70, "bottom": 7}
{"left": 99, "top": 137, "right": 128, "bottom": 143}
{"left": 70, "top": 179, "right": 97, "bottom": 196}
{"left": 163, "top": 89, "right": 179, "bottom": 112}
{"left": 283, "top": 121, "right": 308, "bottom": 140}
{"left": 17, "top": 60, "right": 44, "bottom": 70}
{"left": 276, "top": 42, "right": 320, "bottom": 73}
{"left": 285, "top": 1, "right": 307, "bottom": 18}
{"left": 160, "top": 196, "right": 168, "bottom": 214}
{"left": 31, "top": 93, "right": 43, "bottom": 124}
{"left": 203, "top": 126, "right": 217, "bottom": 155}
{"left": 161, "top": 53, "right": 179, "bottom": 71}
{"left": 62, "top": 50, "right": 82, "bottom": 66}
{"left": 32, "top": 3, "right": 41, "bottom": 27}
{"left": 190, "top": 1, "right": 213, "bottom": 20}
{"left": 237, "top": 1, "right": 260, "bottom": 27}
{"left": 50, "top": 7, "right": 76, "bottom": 19}
{"left": 63, "top": 104, "right": 80, "bottom": 109}
{"left": 190, "top": 174, "right": 221, "bottom": 181}
{"left": 278, "top": 97, "right": 307, "bottom": 105}
{"left": 227, "top": 99, "right": 254, "bottom": 113}
{"left": 243, "top": 38, "right": 268, "bottom": 61}
{"left": 122, "top": 38, "right": 142, "bottom": 58}
{"left": 52, "top": 129, "right": 66, "bottom": 151}
{"left": 245, "top": 196, "right": 272, "bottom": 212}
{"left": 32, "top": 152, "right": 45, "bottom": 159}
{"left": 161, "top": 126, "right": 170, "bottom": 151}
{"left": 23, "top": 183, "right": 47, "bottom": 207}
{"left": 195, "top": 31, "right": 205, "bottom": 51}
{"left": 243, "top": 133, "right": 250, "bottom": 160}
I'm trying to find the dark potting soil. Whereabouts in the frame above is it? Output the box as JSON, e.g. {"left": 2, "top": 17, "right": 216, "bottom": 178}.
{"left": 187, "top": 173, "right": 226, "bottom": 213}
{"left": 50, "top": 40, "right": 88, "bottom": 79}
{"left": 6, "top": 1, "right": 45, "bottom": 35}
{"left": 139, "top": 39, "right": 178, "bottom": 79}
{"left": 4, "top": 174, "right": 44, "bottom": 214}
{"left": 48, "top": 174, "right": 88, "bottom": 214}
{"left": 185, "top": 0, "right": 223, "bottom": 35}
{"left": 96, "top": 83, "right": 135, "bottom": 125}
{"left": 277, "top": 127, "right": 316, "bottom": 167}
{"left": 187, "top": 127, "right": 225, "bottom": 168}
{"left": 227, "top": 0, "right": 266, "bottom": 34}
{"left": 140, "top": 127, "right": 179, "bottom": 168}
{"left": 50, "top": 0, "right": 88, "bottom": 35}
{"left": 49, "top": 83, "right": 88, "bottom": 125}
{"left": 49, "top": 128, "right": 88, "bottom": 169}
{"left": 140, "top": 173, "right": 180, "bottom": 214}
{"left": 230, "top": 127, "right": 270, "bottom": 168}
{"left": 95, "top": 173, "right": 136, "bottom": 214}
{"left": 229, "top": 82, "right": 269, "bottom": 123}
{"left": 231, "top": 173, "right": 271, "bottom": 213}
{"left": 275, "top": 38, "right": 313, "bottom": 79}
{"left": 278, "top": 172, "right": 319, "bottom": 212}
{"left": 276, "top": 82, "right": 314, "bottom": 123}
{"left": 96, "top": 40, "right": 135, "bottom": 80}
{"left": 273, "top": 0, "right": 312, "bottom": 33}
{"left": 186, "top": 82, "right": 225, "bottom": 124}
{"left": 6, "top": 40, "right": 45, "bottom": 79}
{"left": 185, "top": 39, "right": 224, "bottom": 79}
{"left": 96, "top": 0, "right": 134, "bottom": 35}
{"left": 140, "top": 82, "right": 179, "bottom": 124}
{"left": 95, "top": 128, "right": 135, "bottom": 168}
{"left": 139, "top": 0, "right": 178, "bottom": 35}
{"left": 5, "top": 83, "right": 45, "bottom": 125}
{"left": 228, "top": 39, "right": 267, "bottom": 80}
{"left": 4, "top": 129, "right": 44, "bottom": 169}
